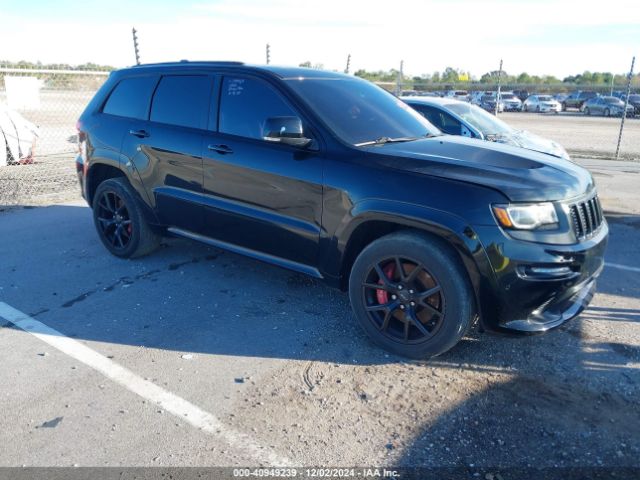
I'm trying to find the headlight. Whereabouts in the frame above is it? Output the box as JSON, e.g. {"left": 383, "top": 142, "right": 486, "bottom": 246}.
{"left": 492, "top": 203, "right": 559, "bottom": 230}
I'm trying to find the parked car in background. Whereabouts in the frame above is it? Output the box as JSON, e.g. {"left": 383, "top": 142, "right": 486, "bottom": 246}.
{"left": 444, "top": 90, "right": 470, "bottom": 102}
{"left": 554, "top": 93, "right": 568, "bottom": 103}
{"left": 625, "top": 94, "right": 640, "bottom": 115}
{"left": 401, "top": 89, "right": 419, "bottom": 97}
{"left": 581, "top": 96, "right": 635, "bottom": 117}
{"left": 0, "top": 107, "right": 40, "bottom": 167}
{"left": 479, "top": 94, "right": 504, "bottom": 113}
{"left": 513, "top": 90, "right": 530, "bottom": 102}
{"left": 523, "top": 95, "right": 562, "bottom": 113}
{"left": 402, "top": 97, "right": 571, "bottom": 160}
{"left": 470, "top": 91, "right": 492, "bottom": 105}
{"left": 499, "top": 92, "right": 523, "bottom": 111}
{"left": 562, "top": 91, "right": 598, "bottom": 111}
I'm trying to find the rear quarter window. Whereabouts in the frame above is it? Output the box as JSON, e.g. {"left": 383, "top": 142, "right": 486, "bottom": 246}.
{"left": 102, "top": 76, "right": 157, "bottom": 120}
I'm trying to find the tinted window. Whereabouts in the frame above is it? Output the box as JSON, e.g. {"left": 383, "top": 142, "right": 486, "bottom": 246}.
{"left": 411, "top": 105, "right": 442, "bottom": 127}
{"left": 219, "top": 77, "right": 296, "bottom": 140}
{"left": 412, "top": 105, "right": 461, "bottom": 135}
{"left": 286, "top": 77, "right": 439, "bottom": 145}
{"left": 103, "top": 76, "right": 157, "bottom": 119}
{"left": 150, "top": 75, "right": 211, "bottom": 129}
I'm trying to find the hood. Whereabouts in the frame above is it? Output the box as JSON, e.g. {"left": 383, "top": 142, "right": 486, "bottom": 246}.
{"left": 490, "top": 130, "right": 569, "bottom": 160}
{"left": 366, "top": 136, "right": 593, "bottom": 202}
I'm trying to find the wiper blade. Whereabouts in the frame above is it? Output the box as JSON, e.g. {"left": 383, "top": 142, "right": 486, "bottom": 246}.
{"left": 355, "top": 136, "right": 420, "bottom": 147}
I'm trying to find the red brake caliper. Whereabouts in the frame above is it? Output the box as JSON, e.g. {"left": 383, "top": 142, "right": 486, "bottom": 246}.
{"left": 376, "top": 263, "right": 395, "bottom": 304}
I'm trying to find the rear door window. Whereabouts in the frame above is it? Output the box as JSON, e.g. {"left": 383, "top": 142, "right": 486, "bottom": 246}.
{"left": 150, "top": 75, "right": 212, "bottom": 130}
{"left": 103, "top": 76, "right": 157, "bottom": 120}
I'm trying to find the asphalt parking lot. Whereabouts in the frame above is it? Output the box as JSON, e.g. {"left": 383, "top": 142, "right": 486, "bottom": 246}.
{"left": 1, "top": 158, "right": 639, "bottom": 471}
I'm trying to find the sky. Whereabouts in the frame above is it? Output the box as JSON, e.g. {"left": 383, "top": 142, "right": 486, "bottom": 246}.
{"left": 0, "top": 0, "right": 639, "bottom": 78}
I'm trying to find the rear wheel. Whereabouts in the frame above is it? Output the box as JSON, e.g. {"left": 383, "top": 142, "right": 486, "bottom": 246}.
{"left": 561, "top": 102, "right": 567, "bottom": 112}
{"left": 536, "top": 105, "right": 540, "bottom": 112}
{"left": 585, "top": 107, "right": 591, "bottom": 116}
{"left": 92, "top": 177, "right": 160, "bottom": 258}
{"left": 348, "top": 232, "right": 474, "bottom": 359}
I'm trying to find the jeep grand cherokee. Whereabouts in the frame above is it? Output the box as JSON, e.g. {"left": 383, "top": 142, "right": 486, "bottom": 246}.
{"left": 76, "top": 62, "right": 608, "bottom": 358}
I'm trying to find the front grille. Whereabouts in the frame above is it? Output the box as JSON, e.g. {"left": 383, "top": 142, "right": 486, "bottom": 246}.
{"left": 569, "top": 195, "right": 604, "bottom": 241}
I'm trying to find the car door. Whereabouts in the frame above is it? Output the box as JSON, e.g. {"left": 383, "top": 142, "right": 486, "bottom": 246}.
{"left": 121, "top": 73, "right": 214, "bottom": 232}
{"left": 200, "top": 74, "right": 323, "bottom": 268}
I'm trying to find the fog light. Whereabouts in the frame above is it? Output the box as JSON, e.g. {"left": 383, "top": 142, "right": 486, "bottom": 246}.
{"left": 522, "top": 265, "right": 576, "bottom": 280}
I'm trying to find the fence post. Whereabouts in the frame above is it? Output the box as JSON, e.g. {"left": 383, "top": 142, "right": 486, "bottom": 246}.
{"left": 132, "top": 27, "right": 140, "bottom": 65}
{"left": 266, "top": 44, "right": 271, "bottom": 65}
{"left": 345, "top": 54, "right": 351, "bottom": 74}
{"left": 616, "top": 56, "right": 635, "bottom": 160}
{"left": 495, "top": 59, "right": 503, "bottom": 116}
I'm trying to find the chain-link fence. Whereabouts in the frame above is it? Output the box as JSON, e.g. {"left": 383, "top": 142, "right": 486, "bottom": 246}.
{"left": 0, "top": 67, "right": 109, "bottom": 206}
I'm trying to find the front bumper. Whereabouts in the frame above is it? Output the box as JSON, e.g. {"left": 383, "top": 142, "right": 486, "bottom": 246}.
{"left": 538, "top": 104, "right": 561, "bottom": 113}
{"left": 473, "top": 221, "right": 608, "bottom": 334}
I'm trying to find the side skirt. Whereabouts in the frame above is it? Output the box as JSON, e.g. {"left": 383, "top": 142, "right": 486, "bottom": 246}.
{"left": 167, "top": 227, "right": 323, "bottom": 279}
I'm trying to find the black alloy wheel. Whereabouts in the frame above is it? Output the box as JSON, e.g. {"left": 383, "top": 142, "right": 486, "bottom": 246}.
{"left": 362, "top": 256, "right": 445, "bottom": 344}
{"left": 348, "top": 231, "right": 474, "bottom": 359}
{"left": 96, "top": 190, "right": 133, "bottom": 251}
{"left": 92, "top": 177, "right": 160, "bottom": 258}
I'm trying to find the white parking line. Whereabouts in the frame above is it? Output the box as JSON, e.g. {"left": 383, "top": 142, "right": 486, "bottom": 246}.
{"left": 0, "top": 302, "right": 290, "bottom": 466}
{"left": 606, "top": 262, "right": 640, "bottom": 273}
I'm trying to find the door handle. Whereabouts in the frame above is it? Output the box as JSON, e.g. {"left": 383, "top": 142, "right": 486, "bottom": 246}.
{"left": 207, "top": 144, "right": 233, "bottom": 154}
{"left": 129, "top": 129, "right": 150, "bottom": 138}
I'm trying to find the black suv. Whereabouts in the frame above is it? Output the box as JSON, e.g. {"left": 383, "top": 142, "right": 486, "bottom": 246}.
{"left": 76, "top": 62, "right": 608, "bottom": 359}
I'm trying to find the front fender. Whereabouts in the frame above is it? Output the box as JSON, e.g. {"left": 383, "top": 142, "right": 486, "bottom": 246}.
{"left": 320, "top": 198, "right": 499, "bottom": 326}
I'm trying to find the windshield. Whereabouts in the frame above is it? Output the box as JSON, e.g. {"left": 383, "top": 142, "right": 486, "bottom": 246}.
{"left": 538, "top": 96, "right": 553, "bottom": 101}
{"left": 604, "top": 97, "right": 622, "bottom": 104}
{"left": 446, "top": 102, "right": 512, "bottom": 136}
{"left": 501, "top": 94, "right": 517, "bottom": 100}
{"left": 285, "top": 77, "right": 440, "bottom": 145}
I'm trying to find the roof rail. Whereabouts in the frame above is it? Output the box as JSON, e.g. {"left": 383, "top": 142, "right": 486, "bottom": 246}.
{"left": 133, "top": 60, "right": 245, "bottom": 67}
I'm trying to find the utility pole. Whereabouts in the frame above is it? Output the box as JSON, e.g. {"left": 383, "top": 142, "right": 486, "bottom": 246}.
{"left": 395, "top": 60, "right": 404, "bottom": 96}
{"left": 132, "top": 27, "right": 141, "bottom": 65}
{"left": 610, "top": 74, "right": 615, "bottom": 96}
{"left": 616, "top": 56, "right": 635, "bottom": 160}
{"left": 495, "top": 59, "right": 503, "bottom": 116}
{"left": 345, "top": 54, "right": 351, "bottom": 74}
{"left": 266, "top": 43, "right": 271, "bottom": 65}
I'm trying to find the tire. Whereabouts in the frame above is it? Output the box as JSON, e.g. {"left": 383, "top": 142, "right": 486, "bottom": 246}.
{"left": 604, "top": 108, "right": 610, "bottom": 117}
{"left": 536, "top": 105, "right": 540, "bottom": 112}
{"left": 348, "top": 231, "right": 474, "bottom": 359}
{"left": 92, "top": 177, "right": 160, "bottom": 258}
{"left": 524, "top": 104, "right": 528, "bottom": 112}
{"left": 585, "top": 107, "right": 590, "bottom": 116}
{"left": 561, "top": 102, "right": 566, "bottom": 112}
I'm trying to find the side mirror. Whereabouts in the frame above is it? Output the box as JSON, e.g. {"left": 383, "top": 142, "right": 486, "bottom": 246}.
{"left": 263, "top": 116, "right": 312, "bottom": 148}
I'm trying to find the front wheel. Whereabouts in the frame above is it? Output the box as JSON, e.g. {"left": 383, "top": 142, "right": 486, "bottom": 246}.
{"left": 585, "top": 107, "right": 591, "bottom": 116}
{"left": 92, "top": 177, "right": 160, "bottom": 258}
{"left": 348, "top": 231, "right": 474, "bottom": 359}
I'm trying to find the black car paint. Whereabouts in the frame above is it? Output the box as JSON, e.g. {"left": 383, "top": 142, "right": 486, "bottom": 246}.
{"left": 76, "top": 62, "right": 608, "bottom": 334}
